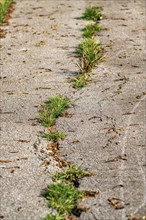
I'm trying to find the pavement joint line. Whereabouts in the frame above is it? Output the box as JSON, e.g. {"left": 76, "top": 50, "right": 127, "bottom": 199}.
{"left": 119, "top": 95, "right": 146, "bottom": 219}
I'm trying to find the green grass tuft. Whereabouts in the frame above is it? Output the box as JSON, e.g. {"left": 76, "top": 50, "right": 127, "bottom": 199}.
{"left": 76, "top": 38, "right": 103, "bottom": 73}
{"left": 39, "top": 96, "right": 71, "bottom": 127}
{"left": 53, "top": 166, "right": 92, "bottom": 183}
{"left": 0, "top": 0, "right": 13, "bottom": 23}
{"left": 42, "top": 213, "right": 65, "bottom": 220}
{"left": 43, "top": 182, "right": 84, "bottom": 215}
{"left": 81, "top": 5, "right": 103, "bottom": 21}
{"left": 42, "top": 131, "right": 66, "bottom": 142}
{"left": 82, "top": 23, "right": 104, "bottom": 38}
{"left": 76, "top": 38, "right": 102, "bottom": 58}
{"left": 70, "top": 74, "right": 91, "bottom": 89}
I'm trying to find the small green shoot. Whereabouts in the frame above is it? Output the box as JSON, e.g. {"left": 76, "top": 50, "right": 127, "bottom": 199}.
{"left": 43, "top": 182, "right": 84, "bottom": 215}
{"left": 42, "top": 213, "right": 65, "bottom": 220}
{"left": 82, "top": 23, "right": 104, "bottom": 38}
{"left": 42, "top": 131, "right": 66, "bottom": 142}
{"left": 0, "top": 0, "right": 13, "bottom": 24}
{"left": 76, "top": 38, "right": 103, "bottom": 73}
{"left": 53, "top": 166, "right": 92, "bottom": 183}
{"left": 71, "top": 74, "right": 91, "bottom": 89}
{"left": 39, "top": 96, "right": 71, "bottom": 127}
{"left": 81, "top": 5, "right": 103, "bottom": 21}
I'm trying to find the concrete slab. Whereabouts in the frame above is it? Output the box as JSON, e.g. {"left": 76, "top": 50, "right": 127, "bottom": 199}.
{"left": 0, "top": 0, "right": 145, "bottom": 220}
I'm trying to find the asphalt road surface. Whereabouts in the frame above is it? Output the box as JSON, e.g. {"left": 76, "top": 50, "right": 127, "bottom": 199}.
{"left": 0, "top": 0, "right": 145, "bottom": 219}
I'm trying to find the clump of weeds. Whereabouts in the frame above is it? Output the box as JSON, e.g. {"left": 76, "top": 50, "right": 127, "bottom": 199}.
{"left": 70, "top": 74, "right": 91, "bottom": 89}
{"left": 76, "top": 38, "right": 104, "bottom": 73}
{"left": 71, "top": 38, "right": 103, "bottom": 90}
{"left": 53, "top": 165, "right": 93, "bottom": 187}
{"left": 42, "top": 131, "right": 66, "bottom": 142}
{"left": 76, "top": 38, "right": 103, "bottom": 60}
{"left": 42, "top": 213, "right": 65, "bottom": 220}
{"left": 38, "top": 96, "right": 71, "bottom": 127}
{"left": 43, "top": 182, "right": 84, "bottom": 216}
{"left": 0, "top": 0, "right": 13, "bottom": 23}
{"left": 82, "top": 23, "right": 104, "bottom": 38}
{"left": 81, "top": 5, "right": 103, "bottom": 21}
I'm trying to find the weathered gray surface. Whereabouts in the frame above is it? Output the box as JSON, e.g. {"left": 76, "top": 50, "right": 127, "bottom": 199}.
{"left": 0, "top": 0, "right": 145, "bottom": 220}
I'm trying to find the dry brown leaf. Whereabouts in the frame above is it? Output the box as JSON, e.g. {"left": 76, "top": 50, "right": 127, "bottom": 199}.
{"left": 0, "top": 160, "right": 12, "bottom": 163}
{"left": 105, "top": 154, "right": 127, "bottom": 163}
{"left": 16, "top": 157, "right": 28, "bottom": 161}
{"left": 17, "top": 139, "right": 30, "bottom": 143}
{"left": 84, "top": 190, "right": 99, "bottom": 197}
{"left": 108, "top": 197, "right": 124, "bottom": 209}
{"left": 48, "top": 127, "right": 56, "bottom": 133}
{"left": 47, "top": 142, "right": 59, "bottom": 153}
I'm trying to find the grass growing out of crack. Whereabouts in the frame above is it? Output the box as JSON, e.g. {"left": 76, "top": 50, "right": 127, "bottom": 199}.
{"left": 81, "top": 5, "right": 103, "bottom": 21}
{"left": 43, "top": 213, "right": 65, "bottom": 220}
{"left": 76, "top": 38, "right": 103, "bottom": 73}
{"left": 41, "top": 4, "right": 104, "bottom": 219}
{"left": 53, "top": 166, "right": 92, "bottom": 186}
{"left": 70, "top": 5, "right": 104, "bottom": 90}
{"left": 70, "top": 74, "right": 91, "bottom": 89}
{"left": 76, "top": 38, "right": 103, "bottom": 60}
{"left": 39, "top": 96, "right": 71, "bottom": 127}
{"left": 42, "top": 131, "right": 66, "bottom": 142}
{"left": 43, "top": 182, "right": 84, "bottom": 216}
{"left": 0, "top": 0, "right": 13, "bottom": 23}
{"left": 42, "top": 166, "right": 94, "bottom": 219}
{"left": 82, "top": 23, "right": 104, "bottom": 38}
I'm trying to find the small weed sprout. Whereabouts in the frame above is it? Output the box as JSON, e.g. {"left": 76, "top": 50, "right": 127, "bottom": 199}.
{"left": 53, "top": 166, "right": 92, "bottom": 183}
{"left": 81, "top": 5, "right": 103, "bottom": 21}
{"left": 0, "top": 0, "right": 13, "bottom": 23}
{"left": 42, "top": 131, "right": 66, "bottom": 142}
{"left": 43, "top": 182, "right": 84, "bottom": 215}
{"left": 70, "top": 74, "right": 91, "bottom": 89}
{"left": 42, "top": 213, "right": 65, "bottom": 220}
{"left": 82, "top": 23, "right": 104, "bottom": 38}
{"left": 39, "top": 96, "right": 71, "bottom": 127}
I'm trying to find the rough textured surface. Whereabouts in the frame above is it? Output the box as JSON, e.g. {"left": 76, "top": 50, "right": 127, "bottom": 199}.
{"left": 0, "top": 0, "right": 145, "bottom": 220}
